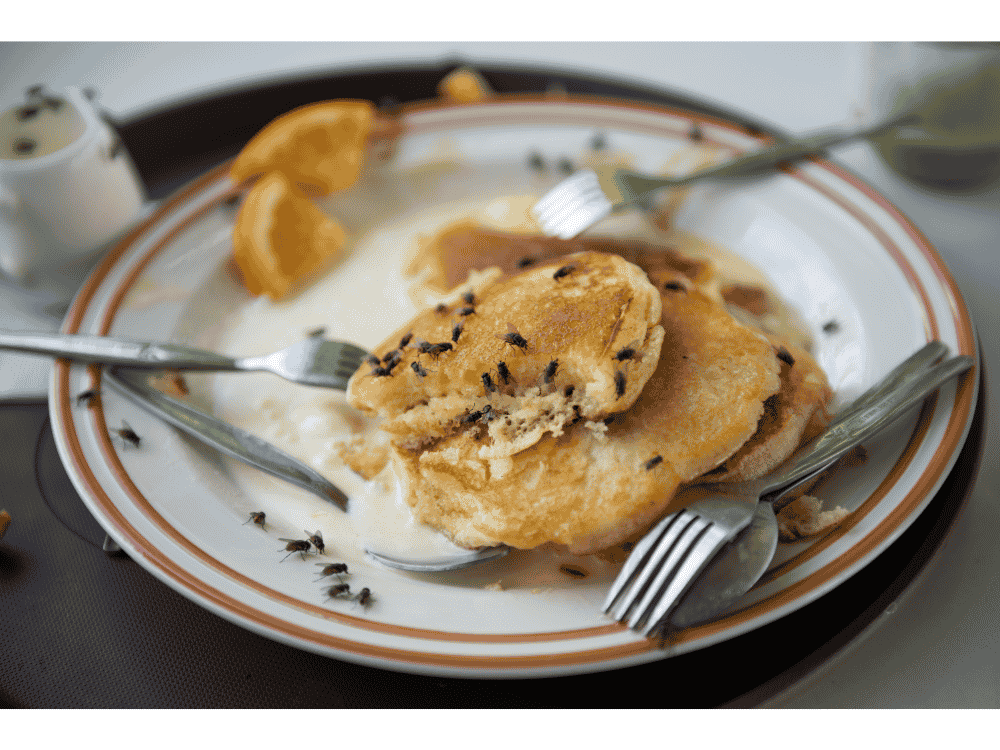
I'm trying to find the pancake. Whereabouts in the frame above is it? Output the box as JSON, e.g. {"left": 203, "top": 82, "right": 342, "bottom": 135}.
{"left": 407, "top": 222, "right": 720, "bottom": 298}
{"left": 347, "top": 251, "right": 665, "bottom": 458}
{"left": 388, "top": 265, "right": 782, "bottom": 552}
{"left": 698, "top": 335, "right": 832, "bottom": 483}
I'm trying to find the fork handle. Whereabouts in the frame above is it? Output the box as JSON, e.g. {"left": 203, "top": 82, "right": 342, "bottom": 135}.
{"left": 621, "top": 111, "right": 919, "bottom": 195}
{"left": 0, "top": 330, "right": 238, "bottom": 371}
{"left": 751, "top": 353, "right": 974, "bottom": 499}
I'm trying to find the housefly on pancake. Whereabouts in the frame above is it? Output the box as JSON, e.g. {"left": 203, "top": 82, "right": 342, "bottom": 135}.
{"left": 497, "top": 323, "right": 528, "bottom": 353}
{"left": 461, "top": 290, "right": 476, "bottom": 306}
{"left": 542, "top": 359, "right": 559, "bottom": 385}
{"left": 553, "top": 264, "right": 575, "bottom": 281}
{"left": 244, "top": 511, "right": 266, "bottom": 530}
{"left": 614, "top": 370, "right": 627, "bottom": 399}
{"left": 451, "top": 319, "right": 465, "bottom": 343}
{"left": 496, "top": 361, "right": 515, "bottom": 386}
{"left": 112, "top": 420, "right": 141, "bottom": 449}
{"left": 304, "top": 530, "right": 325, "bottom": 555}
{"left": 411, "top": 361, "right": 433, "bottom": 378}
{"left": 416, "top": 340, "right": 453, "bottom": 360}
{"left": 277, "top": 538, "right": 312, "bottom": 562}
{"left": 460, "top": 404, "right": 495, "bottom": 425}
{"left": 614, "top": 340, "right": 641, "bottom": 364}
{"left": 366, "top": 355, "right": 396, "bottom": 378}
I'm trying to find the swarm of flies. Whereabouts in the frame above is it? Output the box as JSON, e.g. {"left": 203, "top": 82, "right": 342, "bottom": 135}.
{"left": 242, "top": 515, "right": 376, "bottom": 609}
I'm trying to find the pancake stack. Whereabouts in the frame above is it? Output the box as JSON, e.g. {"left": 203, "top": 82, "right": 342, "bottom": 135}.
{"left": 347, "top": 232, "right": 832, "bottom": 554}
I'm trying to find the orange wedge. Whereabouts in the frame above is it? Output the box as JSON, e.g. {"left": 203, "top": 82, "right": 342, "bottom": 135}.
{"left": 230, "top": 100, "right": 375, "bottom": 195}
{"left": 232, "top": 171, "right": 346, "bottom": 300}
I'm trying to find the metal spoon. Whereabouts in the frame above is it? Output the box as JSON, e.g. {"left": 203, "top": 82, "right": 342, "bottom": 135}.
{"left": 102, "top": 367, "right": 507, "bottom": 572}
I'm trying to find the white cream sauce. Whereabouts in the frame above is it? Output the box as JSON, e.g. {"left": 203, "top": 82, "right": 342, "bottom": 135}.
{"left": 207, "top": 191, "right": 804, "bottom": 586}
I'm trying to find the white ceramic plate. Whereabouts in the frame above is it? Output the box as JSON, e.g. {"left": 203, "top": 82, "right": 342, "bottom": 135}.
{"left": 49, "top": 97, "right": 979, "bottom": 678}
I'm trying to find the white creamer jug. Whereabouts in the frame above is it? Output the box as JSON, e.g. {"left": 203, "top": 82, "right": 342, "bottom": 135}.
{"left": 0, "top": 85, "right": 146, "bottom": 298}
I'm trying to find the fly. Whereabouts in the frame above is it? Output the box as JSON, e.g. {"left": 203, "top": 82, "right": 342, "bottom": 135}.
{"left": 542, "top": 359, "right": 559, "bottom": 384}
{"left": 315, "top": 562, "right": 348, "bottom": 580}
{"left": 243, "top": 511, "right": 266, "bottom": 530}
{"left": 304, "top": 530, "right": 325, "bottom": 555}
{"left": 324, "top": 583, "right": 351, "bottom": 600}
{"left": 498, "top": 323, "right": 528, "bottom": 352}
{"left": 496, "top": 361, "right": 514, "bottom": 386}
{"left": 614, "top": 341, "right": 641, "bottom": 363}
{"left": 113, "top": 420, "right": 141, "bottom": 449}
{"left": 553, "top": 264, "right": 575, "bottom": 281}
{"left": 451, "top": 319, "right": 465, "bottom": 343}
{"left": 76, "top": 389, "right": 98, "bottom": 407}
{"left": 277, "top": 538, "right": 312, "bottom": 562}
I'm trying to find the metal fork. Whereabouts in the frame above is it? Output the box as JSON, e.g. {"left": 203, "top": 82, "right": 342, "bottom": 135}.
{"left": 532, "top": 112, "right": 918, "bottom": 239}
{"left": 603, "top": 341, "right": 973, "bottom": 636}
{"left": 0, "top": 329, "right": 369, "bottom": 390}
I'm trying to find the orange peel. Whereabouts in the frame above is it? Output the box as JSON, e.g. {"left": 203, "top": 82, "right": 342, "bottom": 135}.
{"left": 232, "top": 171, "right": 346, "bottom": 300}
{"left": 230, "top": 100, "right": 375, "bottom": 195}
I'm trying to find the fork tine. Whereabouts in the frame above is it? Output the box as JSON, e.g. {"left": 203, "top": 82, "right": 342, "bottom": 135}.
{"left": 607, "top": 511, "right": 702, "bottom": 622}
{"left": 623, "top": 515, "right": 713, "bottom": 630}
{"left": 635, "top": 525, "right": 729, "bottom": 636}
{"left": 531, "top": 170, "right": 613, "bottom": 239}
{"left": 601, "top": 509, "right": 686, "bottom": 615}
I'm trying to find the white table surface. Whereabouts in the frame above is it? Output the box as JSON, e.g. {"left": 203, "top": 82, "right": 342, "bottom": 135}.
{"left": 1, "top": 41, "right": 997, "bottom": 708}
